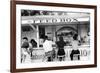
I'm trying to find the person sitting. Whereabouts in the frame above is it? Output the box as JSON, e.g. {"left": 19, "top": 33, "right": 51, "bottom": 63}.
{"left": 29, "top": 39, "right": 37, "bottom": 60}
{"left": 21, "top": 37, "right": 29, "bottom": 63}
{"left": 43, "top": 36, "right": 54, "bottom": 62}
{"left": 70, "top": 34, "right": 80, "bottom": 61}
{"left": 56, "top": 36, "right": 66, "bottom": 61}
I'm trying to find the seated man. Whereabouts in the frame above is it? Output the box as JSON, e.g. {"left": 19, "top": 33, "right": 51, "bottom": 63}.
{"left": 43, "top": 36, "right": 53, "bottom": 62}
{"left": 70, "top": 49, "right": 80, "bottom": 60}
{"left": 70, "top": 34, "right": 80, "bottom": 61}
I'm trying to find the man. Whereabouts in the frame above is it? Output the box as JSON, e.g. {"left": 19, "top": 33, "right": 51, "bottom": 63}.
{"left": 43, "top": 36, "right": 53, "bottom": 62}
{"left": 21, "top": 37, "right": 29, "bottom": 63}
{"left": 70, "top": 34, "right": 80, "bottom": 61}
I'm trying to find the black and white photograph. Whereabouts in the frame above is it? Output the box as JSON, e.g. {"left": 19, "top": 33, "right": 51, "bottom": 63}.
{"left": 10, "top": 1, "right": 97, "bottom": 72}
{"left": 21, "top": 10, "right": 91, "bottom": 63}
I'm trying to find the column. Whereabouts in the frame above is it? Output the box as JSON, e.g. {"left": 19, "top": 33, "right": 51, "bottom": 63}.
{"left": 36, "top": 25, "right": 39, "bottom": 49}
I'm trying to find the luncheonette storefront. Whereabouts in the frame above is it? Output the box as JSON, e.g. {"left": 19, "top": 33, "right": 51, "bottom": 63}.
{"left": 21, "top": 13, "right": 90, "bottom": 61}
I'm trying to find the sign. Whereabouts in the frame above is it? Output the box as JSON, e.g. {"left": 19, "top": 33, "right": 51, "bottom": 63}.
{"left": 22, "top": 17, "right": 89, "bottom": 24}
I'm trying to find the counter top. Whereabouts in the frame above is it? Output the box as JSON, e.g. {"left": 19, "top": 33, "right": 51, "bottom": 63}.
{"left": 32, "top": 45, "right": 90, "bottom": 50}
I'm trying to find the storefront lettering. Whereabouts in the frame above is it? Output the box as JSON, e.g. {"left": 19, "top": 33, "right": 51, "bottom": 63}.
{"left": 33, "top": 18, "right": 78, "bottom": 24}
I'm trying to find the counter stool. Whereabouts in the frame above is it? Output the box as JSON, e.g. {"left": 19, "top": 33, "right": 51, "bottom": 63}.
{"left": 73, "top": 54, "right": 80, "bottom": 60}
{"left": 42, "top": 51, "right": 53, "bottom": 62}
{"left": 57, "top": 55, "right": 65, "bottom": 61}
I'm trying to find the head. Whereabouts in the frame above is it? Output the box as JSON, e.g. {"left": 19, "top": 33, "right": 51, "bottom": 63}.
{"left": 30, "top": 39, "right": 37, "bottom": 47}
{"left": 73, "top": 34, "right": 78, "bottom": 40}
{"left": 22, "top": 37, "right": 28, "bottom": 42}
{"left": 44, "top": 35, "right": 48, "bottom": 41}
{"left": 59, "top": 36, "right": 64, "bottom": 41}
{"left": 21, "top": 37, "right": 29, "bottom": 48}
{"left": 30, "top": 39, "right": 35, "bottom": 43}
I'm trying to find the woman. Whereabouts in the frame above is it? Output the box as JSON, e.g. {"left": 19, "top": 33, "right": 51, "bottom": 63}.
{"left": 29, "top": 39, "right": 37, "bottom": 59}
{"left": 56, "top": 36, "right": 66, "bottom": 61}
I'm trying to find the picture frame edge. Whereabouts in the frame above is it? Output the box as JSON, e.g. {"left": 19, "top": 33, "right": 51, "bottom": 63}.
{"left": 10, "top": 0, "right": 97, "bottom": 72}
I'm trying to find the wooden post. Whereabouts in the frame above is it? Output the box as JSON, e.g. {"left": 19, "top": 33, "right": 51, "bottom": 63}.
{"left": 36, "top": 25, "right": 39, "bottom": 49}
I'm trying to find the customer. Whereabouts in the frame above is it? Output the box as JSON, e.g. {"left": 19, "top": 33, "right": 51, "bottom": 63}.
{"left": 29, "top": 39, "right": 37, "bottom": 59}
{"left": 56, "top": 36, "right": 66, "bottom": 61}
{"left": 70, "top": 34, "right": 80, "bottom": 61}
{"left": 21, "top": 37, "right": 29, "bottom": 63}
{"left": 43, "top": 36, "right": 53, "bottom": 62}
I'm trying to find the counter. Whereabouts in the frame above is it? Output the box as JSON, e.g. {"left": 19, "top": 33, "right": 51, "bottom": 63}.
{"left": 31, "top": 45, "right": 90, "bottom": 61}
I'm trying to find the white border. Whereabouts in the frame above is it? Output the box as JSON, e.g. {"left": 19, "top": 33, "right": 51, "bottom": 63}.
{"left": 16, "top": 5, "right": 94, "bottom": 69}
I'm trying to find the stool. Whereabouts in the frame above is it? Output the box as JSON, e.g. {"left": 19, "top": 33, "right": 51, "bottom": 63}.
{"left": 73, "top": 54, "right": 80, "bottom": 60}
{"left": 57, "top": 55, "right": 65, "bottom": 61}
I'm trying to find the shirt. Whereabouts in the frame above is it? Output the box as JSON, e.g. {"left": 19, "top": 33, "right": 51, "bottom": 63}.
{"left": 56, "top": 41, "right": 66, "bottom": 49}
{"left": 21, "top": 41, "right": 29, "bottom": 48}
{"left": 43, "top": 40, "right": 53, "bottom": 52}
{"left": 72, "top": 40, "right": 78, "bottom": 50}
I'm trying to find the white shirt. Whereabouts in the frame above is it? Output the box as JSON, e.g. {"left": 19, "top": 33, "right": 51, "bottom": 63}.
{"left": 72, "top": 40, "right": 78, "bottom": 50}
{"left": 43, "top": 40, "right": 53, "bottom": 52}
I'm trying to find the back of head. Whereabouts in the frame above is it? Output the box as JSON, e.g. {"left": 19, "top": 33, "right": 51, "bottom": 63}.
{"left": 30, "top": 39, "right": 37, "bottom": 47}
{"left": 59, "top": 36, "right": 64, "bottom": 41}
{"left": 44, "top": 35, "right": 48, "bottom": 40}
{"left": 73, "top": 34, "right": 78, "bottom": 40}
{"left": 30, "top": 39, "right": 36, "bottom": 43}
{"left": 23, "top": 37, "right": 28, "bottom": 41}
